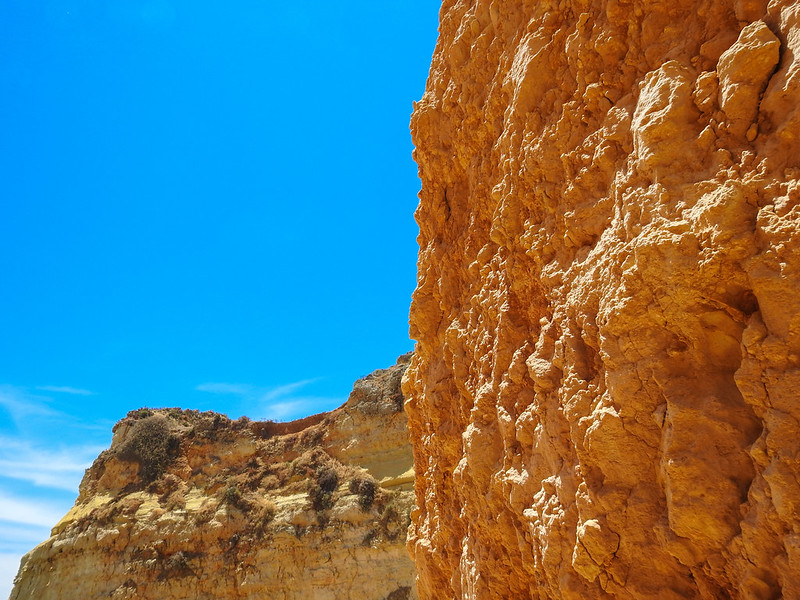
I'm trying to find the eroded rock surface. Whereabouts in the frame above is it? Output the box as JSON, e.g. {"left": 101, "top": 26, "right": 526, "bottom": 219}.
{"left": 404, "top": 1, "right": 800, "bottom": 598}
{"left": 11, "top": 356, "right": 416, "bottom": 600}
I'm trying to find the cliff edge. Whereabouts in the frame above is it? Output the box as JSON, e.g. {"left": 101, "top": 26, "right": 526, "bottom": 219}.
{"left": 10, "top": 356, "right": 417, "bottom": 600}
{"left": 404, "top": 1, "right": 800, "bottom": 598}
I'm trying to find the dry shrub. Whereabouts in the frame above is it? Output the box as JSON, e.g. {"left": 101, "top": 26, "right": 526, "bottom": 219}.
{"left": 349, "top": 476, "right": 377, "bottom": 510}
{"left": 193, "top": 499, "right": 219, "bottom": 524}
{"left": 250, "top": 420, "right": 277, "bottom": 439}
{"left": 234, "top": 415, "right": 251, "bottom": 430}
{"left": 260, "top": 474, "right": 280, "bottom": 490}
{"left": 309, "top": 467, "right": 339, "bottom": 512}
{"left": 224, "top": 485, "right": 248, "bottom": 510}
{"left": 317, "top": 467, "right": 339, "bottom": 493}
{"left": 117, "top": 416, "right": 181, "bottom": 483}
{"left": 253, "top": 498, "right": 278, "bottom": 535}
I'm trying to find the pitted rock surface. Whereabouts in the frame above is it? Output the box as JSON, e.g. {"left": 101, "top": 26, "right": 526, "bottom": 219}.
{"left": 404, "top": 1, "right": 800, "bottom": 598}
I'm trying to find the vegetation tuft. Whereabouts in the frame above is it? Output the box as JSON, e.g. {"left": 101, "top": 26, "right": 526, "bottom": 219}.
{"left": 117, "top": 415, "right": 181, "bottom": 483}
{"left": 317, "top": 467, "right": 339, "bottom": 493}
{"left": 224, "top": 485, "right": 250, "bottom": 511}
{"left": 349, "top": 476, "right": 377, "bottom": 510}
{"left": 309, "top": 467, "right": 339, "bottom": 512}
{"left": 159, "top": 551, "right": 196, "bottom": 579}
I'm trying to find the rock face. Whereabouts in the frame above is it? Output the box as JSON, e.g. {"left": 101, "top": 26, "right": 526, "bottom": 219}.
{"left": 11, "top": 356, "right": 417, "bottom": 600}
{"left": 404, "top": 1, "right": 800, "bottom": 598}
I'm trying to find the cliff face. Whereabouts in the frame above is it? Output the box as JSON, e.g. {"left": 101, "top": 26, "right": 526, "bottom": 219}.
{"left": 11, "top": 356, "right": 417, "bottom": 600}
{"left": 404, "top": 1, "right": 800, "bottom": 598}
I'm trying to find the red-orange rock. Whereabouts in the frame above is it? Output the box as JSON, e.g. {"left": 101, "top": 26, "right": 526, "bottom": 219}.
{"left": 404, "top": 1, "right": 800, "bottom": 598}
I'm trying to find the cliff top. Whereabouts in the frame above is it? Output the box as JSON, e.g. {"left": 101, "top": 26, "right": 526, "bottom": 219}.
{"left": 11, "top": 356, "right": 417, "bottom": 600}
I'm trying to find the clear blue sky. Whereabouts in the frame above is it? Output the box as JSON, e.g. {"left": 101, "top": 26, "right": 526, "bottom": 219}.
{"left": 0, "top": 0, "right": 440, "bottom": 594}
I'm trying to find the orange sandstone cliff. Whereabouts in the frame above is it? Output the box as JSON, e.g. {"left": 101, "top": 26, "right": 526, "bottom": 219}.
{"left": 10, "top": 356, "right": 417, "bottom": 600}
{"left": 404, "top": 1, "right": 800, "bottom": 598}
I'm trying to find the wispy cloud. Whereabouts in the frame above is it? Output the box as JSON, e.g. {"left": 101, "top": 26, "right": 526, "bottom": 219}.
{"left": 196, "top": 378, "right": 341, "bottom": 421}
{"left": 0, "top": 510, "right": 67, "bottom": 599}
{"left": 0, "top": 552, "right": 24, "bottom": 600}
{"left": 0, "top": 386, "right": 60, "bottom": 425}
{"left": 195, "top": 382, "right": 254, "bottom": 395}
{"left": 0, "top": 385, "right": 112, "bottom": 435}
{"left": 0, "top": 384, "right": 107, "bottom": 598}
{"left": 0, "top": 493, "right": 66, "bottom": 529}
{"left": 36, "top": 386, "right": 93, "bottom": 396}
{"left": 0, "top": 523, "right": 53, "bottom": 549}
{"left": 0, "top": 436, "right": 104, "bottom": 492}
{"left": 257, "top": 379, "right": 317, "bottom": 402}
{"left": 0, "top": 384, "right": 107, "bottom": 502}
{"left": 259, "top": 399, "right": 314, "bottom": 420}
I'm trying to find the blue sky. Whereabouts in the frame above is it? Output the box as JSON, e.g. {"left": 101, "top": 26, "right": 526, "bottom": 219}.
{"left": 0, "top": 0, "right": 440, "bottom": 594}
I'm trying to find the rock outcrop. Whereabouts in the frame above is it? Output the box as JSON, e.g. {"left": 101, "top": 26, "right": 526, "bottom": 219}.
{"left": 11, "top": 356, "right": 417, "bottom": 600}
{"left": 404, "top": 1, "right": 800, "bottom": 598}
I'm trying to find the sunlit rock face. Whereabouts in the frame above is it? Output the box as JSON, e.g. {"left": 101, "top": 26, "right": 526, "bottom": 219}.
{"left": 10, "top": 355, "right": 417, "bottom": 600}
{"left": 404, "top": 1, "right": 800, "bottom": 598}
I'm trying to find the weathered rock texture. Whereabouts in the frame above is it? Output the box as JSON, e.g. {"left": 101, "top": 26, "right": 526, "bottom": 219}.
{"left": 11, "top": 356, "right": 417, "bottom": 600}
{"left": 404, "top": 1, "right": 800, "bottom": 598}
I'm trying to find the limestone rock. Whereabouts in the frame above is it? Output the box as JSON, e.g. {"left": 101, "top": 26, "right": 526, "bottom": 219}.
{"left": 404, "top": 1, "right": 800, "bottom": 598}
{"left": 10, "top": 358, "right": 417, "bottom": 600}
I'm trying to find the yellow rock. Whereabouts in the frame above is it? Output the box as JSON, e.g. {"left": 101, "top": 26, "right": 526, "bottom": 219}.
{"left": 10, "top": 357, "right": 417, "bottom": 600}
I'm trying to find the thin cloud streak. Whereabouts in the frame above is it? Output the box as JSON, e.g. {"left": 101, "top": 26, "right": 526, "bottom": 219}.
{"left": 196, "top": 379, "right": 340, "bottom": 421}
{"left": 0, "top": 493, "right": 66, "bottom": 528}
{"left": 36, "top": 386, "right": 93, "bottom": 396}
{"left": 0, "top": 386, "right": 61, "bottom": 424}
{"left": 0, "top": 523, "right": 51, "bottom": 549}
{"left": 0, "top": 436, "right": 103, "bottom": 491}
{"left": 195, "top": 383, "right": 255, "bottom": 395}
{"left": 0, "top": 385, "right": 113, "bottom": 436}
{"left": 261, "top": 398, "right": 314, "bottom": 421}
{"left": 0, "top": 552, "right": 23, "bottom": 600}
{"left": 257, "top": 379, "right": 317, "bottom": 403}
{"left": 0, "top": 384, "right": 108, "bottom": 597}
{"left": 257, "top": 394, "right": 345, "bottom": 421}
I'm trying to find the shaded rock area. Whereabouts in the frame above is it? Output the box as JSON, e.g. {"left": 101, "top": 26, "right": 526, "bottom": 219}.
{"left": 11, "top": 355, "right": 417, "bottom": 600}
{"left": 404, "top": 1, "right": 800, "bottom": 598}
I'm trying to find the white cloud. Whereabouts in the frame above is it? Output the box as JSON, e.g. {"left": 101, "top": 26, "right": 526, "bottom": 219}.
{"left": 0, "top": 552, "right": 24, "bottom": 600}
{"left": 196, "top": 379, "right": 317, "bottom": 401}
{"left": 257, "top": 379, "right": 316, "bottom": 402}
{"left": 260, "top": 399, "right": 312, "bottom": 421}
{"left": 0, "top": 497, "right": 66, "bottom": 599}
{"left": 196, "top": 379, "right": 341, "bottom": 422}
{"left": 0, "top": 384, "right": 106, "bottom": 599}
{"left": 195, "top": 382, "right": 254, "bottom": 395}
{"left": 36, "top": 386, "right": 93, "bottom": 396}
{"left": 0, "top": 493, "right": 66, "bottom": 529}
{"left": 0, "top": 523, "right": 51, "bottom": 550}
{"left": 0, "top": 386, "right": 61, "bottom": 425}
{"left": 0, "top": 436, "right": 103, "bottom": 492}
{"left": 0, "top": 385, "right": 111, "bottom": 437}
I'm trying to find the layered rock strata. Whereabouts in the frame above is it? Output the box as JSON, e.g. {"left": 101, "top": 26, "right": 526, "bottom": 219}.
{"left": 404, "top": 1, "right": 800, "bottom": 598}
{"left": 11, "top": 355, "right": 417, "bottom": 600}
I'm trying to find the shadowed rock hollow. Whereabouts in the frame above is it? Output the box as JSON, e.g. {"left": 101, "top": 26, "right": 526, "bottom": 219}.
{"left": 10, "top": 356, "right": 417, "bottom": 600}
{"left": 403, "top": 1, "right": 800, "bottom": 598}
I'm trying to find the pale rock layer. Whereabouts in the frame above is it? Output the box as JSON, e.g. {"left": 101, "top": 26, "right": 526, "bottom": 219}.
{"left": 404, "top": 1, "right": 800, "bottom": 598}
{"left": 11, "top": 356, "right": 417, "bottom": 600}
